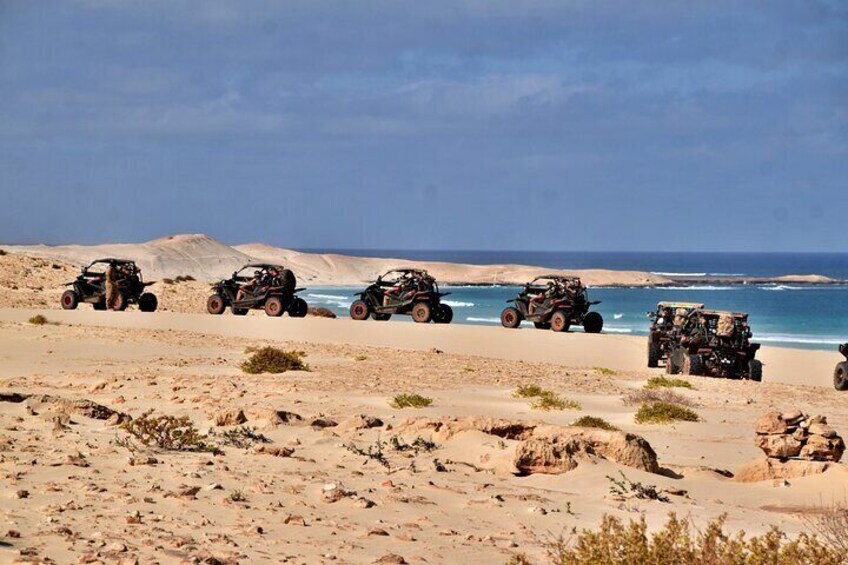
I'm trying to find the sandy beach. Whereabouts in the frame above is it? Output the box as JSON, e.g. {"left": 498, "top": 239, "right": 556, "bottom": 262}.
{"left": 2, "top": 304, "right": 848, "bottom": 563}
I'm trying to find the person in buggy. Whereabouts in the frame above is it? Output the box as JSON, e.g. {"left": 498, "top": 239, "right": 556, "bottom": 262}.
{"left": 235, "top": 266, "right": 281, "bottom": 303}
{"left": 382, "top": 270, "right": 425, "bottom": 307}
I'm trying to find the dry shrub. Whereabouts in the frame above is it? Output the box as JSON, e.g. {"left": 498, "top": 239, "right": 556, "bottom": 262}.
{"left": 532, "top": 391, "right": 580, "bottom": 411}
{"left": 121, "top": 413, "right": 219, "bottom": 453}
{"left": 390, "top": 393, "right": 433, "bottom": 409}
{"left": 241, "top": 347, "right": 309, "bottom": 374}
{"left": 805, "top": 501, "right": 848, "bottom": 556}
{"left": 635, "top": 401, "right": 699, "bottom": 424}
{"left": 308, "top": 307, "right": 337, "bottom": 318}
{"left": 594, "top": 367, "right": 617, "bottom": 376}
{"left": 514, "top": 384, "right": 544, "bottom": 398}
{"left": 646, "top": 376, "right": 693, "bottom": 389}
{"left": 545, "top": 513, "right": 841, "bottom": 565}
{"left": 28, "top": 315, "right": 50, "bottom": 325}
{"left": 572, "top": 416, "right": 619, "bottom": 431}
{"left": 623, "top": 388, "right": 695, "bottom": 407}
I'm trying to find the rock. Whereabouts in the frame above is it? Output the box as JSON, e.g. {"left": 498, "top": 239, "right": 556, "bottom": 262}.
{"left": 322, "top": 483, "right": 353, "bottom": 503}
{"left": 253, "top": 445, "right": 294, "bottom": 458}
{"left": 755, "top": 410, "right": 788, "bottom": 435}
{"left": 395, "top": 416, "right": 537, "bottom": 441}
{"left": 214, "top": 409, "right": 247, "bottom": 427}
{"left": 755, "top": 434, "right": 803, "bottom": 459}
{"left": 127, "top": 456, "right": 158, "bottom": 466}
{"left": 105, "top": 413, "right": 131, "bottom": 427}
{"left": 166, "top": 485, "right": 201, "bottom": 499}
{"left": 800, "top": 434, "right": 845, "bottom": 462}
{"left": 734, "top": 458, "right": 834, "bottom": 482}
{"left": 781, "top": 409, "right": 803, "bottom": 423}
{"left": 265, "top": 409, "right": 303, "bottom": 427}
{"left": 310, "top": 417, "right": 338, "bottom": 429}
{"left": 15, "top": 489, "right": 29, "bottom": 499}
{"left": 808, "top": 423, "right": 837, "bottom": 438}
{"left": 283, "top": 514, "right": 307, "bottom": 526}
{"left": 339, "top": 414, "right": 384, "bottom": 432}
{"left": 374, "top": 555, "right": 407, "bottom": 565}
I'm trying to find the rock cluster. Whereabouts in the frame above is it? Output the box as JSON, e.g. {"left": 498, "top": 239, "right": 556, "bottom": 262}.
{"left": 755, "top": 409, "right": 844, "bottom": 462}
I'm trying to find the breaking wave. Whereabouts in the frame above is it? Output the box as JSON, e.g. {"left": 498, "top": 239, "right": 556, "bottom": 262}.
{"left": 442, "top": 300, "right": 474, "bottom": 307}
{"left": 655, "top": 286, "right": 737, "bottom": 291}
{"left": 651, "top": 272, "right": 707, "bottom": 277}
{"left": 756, "top": 334, "right": 845, "bottom": 346}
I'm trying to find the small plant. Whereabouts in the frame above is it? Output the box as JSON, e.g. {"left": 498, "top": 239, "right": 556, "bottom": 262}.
{"left": 646, "top": 376, "right": 693, "bottom": 389}
{"left": 607, "top": 471, "right": 669, "bottom": 502}
{"left": 531, "top": 391, "right": 580, "bottom": 411}
{"left": 354, "top": 354, "right": 368, "bottom": 362}
{"left": 571, "top": 416, "right": 619, "bottom": 431}
{"left": 594, "top": 367, "right": 617, "bottom": 376}
{"left": 513, "top": 383, "right": 544, "bottom": 398}
{"left": 28, "top": 315, "right": 50, "bottom": 326}
{"left": 390, "top": 393, "right": 433, "bottom": 409}
{"left": 345, "top": 439, "right": 390, "bottom": 469}
{"left": 390, "top": 435, "right": 438, "bottom": 454}
{"left": 804, "top": 500, "right": 848, "bottom": 555}
{"left": 120, "top": 412, "right": 220, "bottom": 453}
{"left": 213, "top": 426, "right": 270, "bottom": 449}
{"left": 229, "top": 490, "right": 246, "bottom": 502}
{"left": 241, "top": 347, "right": 309, "bottom": 374}
{"left": 623, "top": 388, "right": 695, "bottom": 407}
{"left": 635, "top": 401, "right": 699, "bottom": 424}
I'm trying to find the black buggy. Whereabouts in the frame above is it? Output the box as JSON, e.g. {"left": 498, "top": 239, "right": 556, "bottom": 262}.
{"left": 835, "top": 344, "right": 848, "bottom": 391}
{"left": 207, "top": 263, "right": 308, "bottom": 317}
{"left": 500, "top": 275, "right": 603, "bottom": 333}
{"left": 666, "top": 309, "right": 762, "bottom": 381}
{"left": 60, "top": 258, "right": 158, "bottom": 312}
{"left": 647, "top": 301, "right": 705, "bottom": 368}
{"left": 349, "top": 268, "right": 453, "bottom": 323}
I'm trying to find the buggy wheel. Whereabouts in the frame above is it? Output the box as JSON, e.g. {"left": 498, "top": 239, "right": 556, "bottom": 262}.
{"left": 113, "top": 292, "right": 128, "bottom": 311}
{"left": 647, "top": 340, "right": 660, "bottom": 368}
{"left": 279, "top": 269, "right": 297, "bottom": 294}
{"left": 835, "top": 362, "right": 848, "bottom": 391}
{"left": 350, "top": 300, "right": 370, "bottom": 321}
{"left": 748, "top": 359, "right": 763, "bottom": 382}
{"left": 288, "top": 297, "right": 308, "bottom": 318}
{"left": 232, "top": 306, "right": 249, "bottom": 316}
{"left": 412, "top": 302, "right": 432, "bottom": 323}
{"left": 207, "top": 294, "right": 226, "bottom": 315}
{"left": 434, "top": 304, "right": 453, "bottom": 324}
{"left": 61, "top": 290, "right": 79, "bottom": 310}
{"left": 534, "top": 322, "right": 551, "bottom": 330}
{"left": 371, "top": 312, "right": 392, "bottom": 321}
{"left": 683, "top": 354, "right": 702, "bottom": 376}
{"left": 500, "top": 307, "right": 521, "bottom": 329}
{"left": 265, "top": 296, "right": 285, "bottom": 317}
{"left": 139, "top": 293, "right": 158, "bottom": 313}
{"left": 583, "top": 312, "right": 604, "bottom": 333}
{"left": 550, "top": 311, "right": 570, "bottom": 332}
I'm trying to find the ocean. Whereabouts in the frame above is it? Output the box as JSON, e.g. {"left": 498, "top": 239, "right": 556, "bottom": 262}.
{"left": 299, "top": 251, "right": 848, "bottom": 351}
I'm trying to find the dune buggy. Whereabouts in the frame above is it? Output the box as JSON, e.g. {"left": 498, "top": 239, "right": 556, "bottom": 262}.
{"left": 207, "top": 263, "right": 307, "bottom": 317}
{"left": 349, "top": 268, "right": 453, "bottom": 323}
{"left": 61, "top": 258, "right": 157, "bottom": 312}
{"left": 500, "top": 275, "right": 603, "bottom": 333}
{"left": 666, "top": 309, "right": 762, "bottom": 381}
{"left": 835, "top": 344, "right": 848, "bottom": 391}
{"left": 646, "top": 301, "right": 704, "bottom": 368}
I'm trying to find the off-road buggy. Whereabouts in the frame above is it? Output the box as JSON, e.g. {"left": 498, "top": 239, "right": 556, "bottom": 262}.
{"left": 666, "top": 309, "right": 762, "bottom": 381}
{"left": 61, "top": 259, "right": 157, "bottom": 312}
{"left": 207, "top": 263, "right": 307, "bottom": 317}
{"left": 647, "top": 301, "right": 705, "bottom": 368}
{"left": 500, "top": 275, "right": 603, "bottom": 333}
{"left": 349, "top": 268, "right": 453, "bottom": 323}
{"left": 835, "top": 344, "right": 848, "bottom": 391}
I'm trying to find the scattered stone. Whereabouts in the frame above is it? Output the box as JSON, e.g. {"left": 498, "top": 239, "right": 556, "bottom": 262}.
{"left": 64, "top": 452, "right": 90, "bottom": 467}
{"left": 253, "top": 445, "right": 294, "bottom": 458}
{"left": 754, "top": 408, "right": 844, "bottom": 462}
{"left": 205, "top": 483, "right": 224, "bottom": 491}
{"left": 214, "top": 409, "right": 247, "bottom": 427}
{"left": 374, "top": 554, "right": 407, "bottom": 565}
{"left": 127, "top": 456, "right": 158, "bottom": 466}
{"left": 166, "top": 485, "right": 201, "bottom": 499}
{"left": 322, "top": 483, "right": 353, "bottom": 503}
{"left": 265, "top": 409, "right": 304, "bottom": 427}
{"left": 15, "top": 489, "right": 29, "bottom": 499}
{"left": 283, "top": 514, "right": 307, "bottom": 526}
{"left": 339, "top": 414, "right": 384, "bottom": 431}
{"left": 310, "top": 417, "right": 338, "bottom": 429}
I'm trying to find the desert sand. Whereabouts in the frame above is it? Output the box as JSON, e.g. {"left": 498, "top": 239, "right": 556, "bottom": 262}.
{"left": 2, "top": 249, "right": 848, "bottom": 564}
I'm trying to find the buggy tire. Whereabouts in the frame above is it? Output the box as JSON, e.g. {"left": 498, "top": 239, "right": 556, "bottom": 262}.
{"left": 279, "top": 269, "right": 296, "bottom": 294}
{"left": 350, "top": 300, "right": 370, "bottom": 321}
{"left": 647, "top": 340, "right": 661, "bottom": 368}
{"left": 113, "top": 292, "right": 128, "bottom": 312}
{"left": 93, "top": 301, "right": 107, "bottom": 311}
{"left": 683, "top": 354, "right": 702, "bottom": 376}
{"left": 534, "top": 322, "right": 551, "bottom": 330}
{"left": 412, "top": 302, "right": 432, "bottom": 323}
{"left": 371, "top": 312, "right": 392, "bottom": 321}
{"left": 550, "top": 311, "right": 570, "bottom": 332}
{"left": 61, "top": 290, "right": 79, "bottom": 310}
{"left": 434, "top": 304, "right": 453, "bottom": 324}
{"left": 288, "top": 297, "right": 308, "bottom": 318}
{"left": 748, "top": 359, "right": 763, "bottom": 382}
{"left": 139, "top": 293, "right": 158, "bottom": 313}
{"left": 834, "top": 362, "right": 848, "bottom": 391}
{"left": 232, "top": 306, "right": 249, "bottom": 316}
{"left": 583, "top": 311, "right": 604, "bottom": 334}
{"left": 500, "top": 307, "right": 521, "bottom": 329}
{"left": 207, "top": 294, "right": 226, "bottom": 315}
{"left": 265, "top": 296, "right": 285, "bottom": 317}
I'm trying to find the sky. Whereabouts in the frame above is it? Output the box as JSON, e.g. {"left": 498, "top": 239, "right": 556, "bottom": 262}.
{"left": 0, "top": 1, "right": 846, "bottom": 252}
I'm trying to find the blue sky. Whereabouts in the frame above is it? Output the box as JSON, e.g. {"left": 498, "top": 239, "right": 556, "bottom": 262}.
{"left": 0, "top": 1, "right": 846, "bottom": 251}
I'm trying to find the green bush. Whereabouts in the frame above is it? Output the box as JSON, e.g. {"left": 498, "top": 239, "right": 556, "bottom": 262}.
{"left": 646, "top": 376, "right": 693, "bottom": 389}
{"left": 390, "top": 393, "right": 433, "bottom": 409}
{"left": 120, "top": 414, "right": 219, "bottom": 453}
{"left": 513, "top": 384, "right": 544, "bottom": 398}
{"left": 241, "top": 347, "right": 309, "bottom": 374}
{"left": 635, "top": 401, "right": 699, "bottom": 424}
{"left": 543, "top": 513, "right": 841, "bottom": 565}
{"left": 531, "top": 391, "right": 580, "bottom": 411}
{"left": 572, "top": 416, "right": 619, "bottom": 431}
{"left": 594, "top": 367, "right": 617, "bottom": 376}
